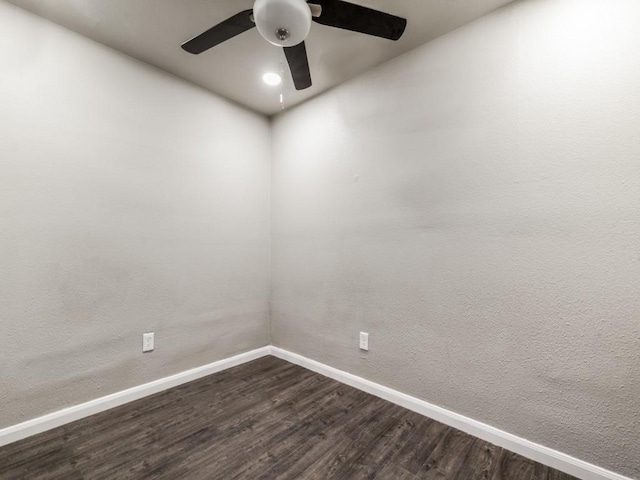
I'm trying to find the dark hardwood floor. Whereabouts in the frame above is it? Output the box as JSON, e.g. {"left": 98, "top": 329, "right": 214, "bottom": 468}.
{"left": 0, "top": 356, "right": 578, "bottom": 480}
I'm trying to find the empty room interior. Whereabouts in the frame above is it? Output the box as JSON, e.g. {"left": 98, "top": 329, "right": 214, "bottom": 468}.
{"left": 1, "top": 0, "right": 639, "bottom": 478}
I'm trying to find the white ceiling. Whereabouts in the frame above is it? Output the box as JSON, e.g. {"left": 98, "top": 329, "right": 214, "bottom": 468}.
{"left": 6, "top": 0, "right": 515, "bottom": 116}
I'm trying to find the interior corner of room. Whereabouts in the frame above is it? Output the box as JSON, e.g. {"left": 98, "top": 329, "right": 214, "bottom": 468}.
{"left": 0, "top": 0, "right": 639, "bottom": 479}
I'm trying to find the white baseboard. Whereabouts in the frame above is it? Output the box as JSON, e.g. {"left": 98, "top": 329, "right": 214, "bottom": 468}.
{"left": 0, "top": 345, "right": 632, "bottom": 480}
{"left": 270, "top": 347, "right": 632, "bottom": 480}
{"left": 0, "top": 346, "right": 271, "bottom": 449}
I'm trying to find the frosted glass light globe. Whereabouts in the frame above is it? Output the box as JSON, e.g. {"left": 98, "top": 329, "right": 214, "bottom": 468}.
{"left": 253, "top": 0, "right": 312, "bottom": 47}
{"left": 263, "top": 72, "right": 282, "bottom": 85}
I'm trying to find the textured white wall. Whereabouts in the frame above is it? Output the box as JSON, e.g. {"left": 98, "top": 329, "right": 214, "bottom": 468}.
{"left": 0, "top": 3, "right": 270, "bottom": 428}
{"left": 271, "top": 0, "right": 640, "bottom": 477}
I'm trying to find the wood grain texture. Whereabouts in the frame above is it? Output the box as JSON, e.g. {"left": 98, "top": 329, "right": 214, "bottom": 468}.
{"left": 0, "top": 356, "right": 579, "bottom": 480}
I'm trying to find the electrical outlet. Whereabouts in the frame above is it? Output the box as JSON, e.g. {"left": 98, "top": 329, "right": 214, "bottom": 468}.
{"left": 143, "top": 332, "right": 154, "bottom": 353}
{"left": 359, "top": 332, "right": 369, "bottom": 351}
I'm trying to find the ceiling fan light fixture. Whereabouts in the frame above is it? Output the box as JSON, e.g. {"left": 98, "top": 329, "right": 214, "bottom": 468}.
{"left": 253, "top": 0, "right": 312, "bottom": 47}
{"left": 182, "top": 0, "right": 407, "bottom": 92}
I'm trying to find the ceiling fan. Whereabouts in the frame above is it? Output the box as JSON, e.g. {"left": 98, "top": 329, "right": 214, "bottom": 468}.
{"left": 181, "top": 0, "right": 407, "bottom": 91}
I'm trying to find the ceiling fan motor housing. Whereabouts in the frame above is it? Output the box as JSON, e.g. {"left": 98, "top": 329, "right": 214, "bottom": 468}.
{"left": 253, "top": 0, "right": 312, "bottom": 47}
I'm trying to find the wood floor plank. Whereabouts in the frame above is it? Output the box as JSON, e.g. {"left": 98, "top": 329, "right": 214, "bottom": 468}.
{"left": 215, "top": 384, "right": 368, "bottom": 479}
{"left": 154, "top": 375, "right": 339, "bottom": 479}
{"left": 416, "top": 426, "right": 475, "bottom": 479}
{"left": 317, "top": 403, "right": 406, "bottom": 479}
{"left": 395, "top": 412, "right": 451, "bottom": 475}
{"left": 76, "top": 363, "right": 316, "bottom": 478}
{"left": 266, "top": 433, "right": 351, "bottom": 480}
{"left": 549, "top": 467, "right": 580, "bottom": 480}
{"left": 452, "top": 438, "right": 501, "bottom": 480}
{"left": 337, "top": 412, "right": 417, "bottom": 480}
{"left": 257, "top": 392, "right": 381, "bottom": 479}
{"left": 293, "top": 434, "right": 356, "bottom": 480}
{"left": 494, "top": 449, "right": 538, "bottom": 480}
{"left": 0, "top": 356, "right": 580, "bottom": 480}
{"left": 375, "top": 462, "right": 417, "bottom": 480}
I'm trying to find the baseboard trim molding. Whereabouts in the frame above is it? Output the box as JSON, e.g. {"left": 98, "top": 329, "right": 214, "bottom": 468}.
{"left": 0, "top": 346, "right": 271, "bottom": 449}
{"left": 270, "top": 347, "right": 631, "bottom": 480}
{"left": 0, "top": 345, "right": 632, "bottom": 480}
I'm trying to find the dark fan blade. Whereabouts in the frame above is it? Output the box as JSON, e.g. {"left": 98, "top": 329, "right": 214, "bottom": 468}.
{"left": 312, "top": 0, "right": 406, "bottom": 40}
{"left": 284, "top": 42, "right": 312, "bottom": 90}
{"left": 182, "top": 9, "right": 255, "bottom": 54}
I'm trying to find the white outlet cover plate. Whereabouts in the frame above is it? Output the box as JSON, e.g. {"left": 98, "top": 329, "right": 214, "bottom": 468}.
{"left": 359, "top": 332, "right": 369, "bottom": 351}
{"left": 143, "top": 332, "right": 155, "bottom": 353}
